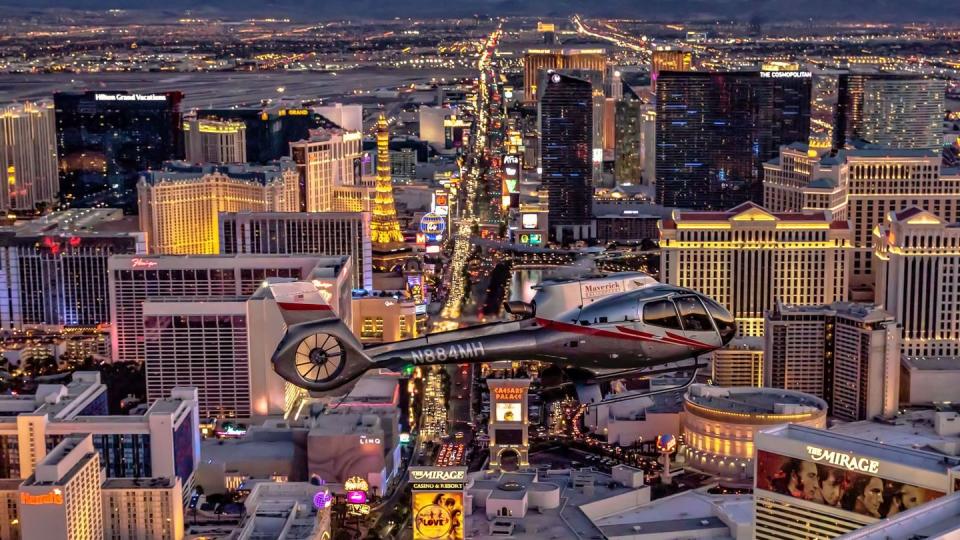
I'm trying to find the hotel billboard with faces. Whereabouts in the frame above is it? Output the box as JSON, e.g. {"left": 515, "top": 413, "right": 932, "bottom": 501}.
{"left": 409, "top": 467, "right": 468, "bottom": 540}
{"left": 754, "top": 424, "right": 960, "bottom": 540}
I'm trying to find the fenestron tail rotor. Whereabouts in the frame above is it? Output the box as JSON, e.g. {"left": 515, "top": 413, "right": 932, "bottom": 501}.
{"left": 294, "top": 333, "right": 346, "bottom": 385}
{"left": 272, "top": 318, "right": 376, "bottom": 395}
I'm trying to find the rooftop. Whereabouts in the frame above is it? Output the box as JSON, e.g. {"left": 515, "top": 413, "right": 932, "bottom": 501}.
{"left": 769, "top": 424, "right": 960, "bottom": 473}
{"left": 141, "top": 159, "right": 296, "bottom": 186}
{"left": 685, "top": 384, "right": 827, "bottom": 416}
{"left": 0, "top": 208, "right": 140, "bottom": 238}
{"left": 464, "top": 469, "right": 631, "bottom": 540}
{"left": 903, "top": 357, "right": 960, "bottom": 372}
{"left": 587, "top": 488, "right": 752, "bottom": 540}
{"left": 102, "top": 477, "right": 175, "bottom": 490}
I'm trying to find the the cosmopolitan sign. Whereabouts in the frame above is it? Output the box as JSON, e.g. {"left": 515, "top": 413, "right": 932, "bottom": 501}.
{"left": 760, "top": 71, "right": 812, "bottom": 78}
{"left": 94, "top": 93, "right": 169, "bottom": 102}
{"left": 806, "top": 446, "right": 880, "bottom": 474}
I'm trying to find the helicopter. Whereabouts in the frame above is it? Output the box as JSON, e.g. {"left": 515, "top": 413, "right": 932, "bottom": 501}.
{"left": 270, "top": 272, "right": 736, "bottom": 397}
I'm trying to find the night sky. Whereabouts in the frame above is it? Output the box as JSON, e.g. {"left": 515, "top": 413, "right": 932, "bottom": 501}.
{"left": 0, "top": 0, "right": 953, "bottom": 21}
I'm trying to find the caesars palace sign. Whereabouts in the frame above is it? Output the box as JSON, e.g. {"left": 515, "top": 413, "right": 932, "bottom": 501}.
{"left": 806, "top": 446, "right": 880, "bottom": 474}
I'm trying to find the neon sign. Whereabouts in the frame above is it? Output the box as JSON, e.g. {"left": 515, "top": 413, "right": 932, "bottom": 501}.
{"left": 493, "top": 387, "right": 525, "bottom": 402}
{"left": 94, "top": 93, "right": 168, "bottom": 101}
{"left": 409, "top": 468, "right": 466, "bottom": 482}
{"left": 20, "top": 490, "right": 63, "bottom": 505}
{"left": 313, "top": 490, "right": 333, "bottom": 509}
{"left": 806, "top": 446, "right": 880, "bottom": 474}
{"left": 344, "top": 476, "right": 369, "bottom": 493}
{"left": 131, "top": 258, "right": 159, "bottom": 269}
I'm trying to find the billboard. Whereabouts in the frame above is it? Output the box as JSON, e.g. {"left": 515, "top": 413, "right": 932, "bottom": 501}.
{"left": 518, "top": 233, "right": 542, "bottom": 246}
{"left": 495, "top": 402, "right": 522, "bottom": 422}
{"left": 756, "top": 450, "right": 944, "bottom": 519}
{"left": 413, "top": 492, "right": 464, "bottom": 540}
{"left": 521, "top": 213, "right": 538, "bottom": 230}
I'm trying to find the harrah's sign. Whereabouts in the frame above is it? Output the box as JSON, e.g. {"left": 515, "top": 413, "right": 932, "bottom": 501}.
{"left": 21, "top": 490, "right": 63, "bottom": 505}
{"left": 806, "top": 446, "right": 880, "bottom": 474}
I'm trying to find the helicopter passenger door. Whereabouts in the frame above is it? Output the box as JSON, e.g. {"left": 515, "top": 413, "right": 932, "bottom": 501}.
{"left": 673, "top": 296, "right": 720, "bottom": 353}
{"left": 637, "top": 299, "right": 685, "bottom": 362}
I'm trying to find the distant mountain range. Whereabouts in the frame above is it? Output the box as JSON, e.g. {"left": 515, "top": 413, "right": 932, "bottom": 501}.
{"left": 0, "top": 0, "right": 956, "bottom": 22}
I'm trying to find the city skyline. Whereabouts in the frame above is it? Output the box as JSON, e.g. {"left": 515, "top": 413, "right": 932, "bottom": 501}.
{"left": 0, "top": 7, "right": 958, "bottom": 540}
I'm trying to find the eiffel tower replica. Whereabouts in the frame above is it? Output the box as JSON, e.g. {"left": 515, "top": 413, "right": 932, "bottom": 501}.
{"left": 371, "top": 114, "right": 411, "bottom": 271}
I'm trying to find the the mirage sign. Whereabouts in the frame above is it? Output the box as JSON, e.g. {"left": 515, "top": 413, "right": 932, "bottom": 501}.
{"left": 409, "top": 467, "right": 468, "bottom": 491}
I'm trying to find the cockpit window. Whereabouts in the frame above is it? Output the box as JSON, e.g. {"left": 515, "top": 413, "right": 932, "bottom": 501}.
{"left": 642, "top": 300, "right": 683, "bottom": 330}
{"left": 701, "top": 296, "right": 737, "bottom": 342}
{"left": 675, "top": 296, "right": 714, "bottom": 332}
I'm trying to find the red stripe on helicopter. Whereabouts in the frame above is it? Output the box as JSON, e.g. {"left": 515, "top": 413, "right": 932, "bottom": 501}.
{"left": 615, "top": 326, "right": 714, "bottom": 350}
{"left": 534, "top": 318, "right": 713, "bottom": 350}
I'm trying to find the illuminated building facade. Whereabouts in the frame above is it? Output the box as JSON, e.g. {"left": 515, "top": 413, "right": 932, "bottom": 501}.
{"left": 183, "top": 117, "right": 247, "bottom": 164}
{"left": 660, "top": 202, "right": 851, "bottom": 337}
{"left": 710, "top": 338, "right": 763, "bottom": 388}
{"left": 289, "top": 128, "right": 363, "bottom": 212}
{"left": 613, "top": 85, "right": 643, "bottom": 184}
{"left": 680, "top": 384, "right": 826, "bottom": 482}
{"left": 101, "top": 477, "right": 184, "bottom": 540}
{"left": 875, "top": 208, "right": 960, "bottom": 357}
{"left": 0, "top": 385, "right": 193, "bottom": 540}
{"left": 219, "top": 210, "right": 373, "bottom": 290}
{"left": 141, "top": 258, "right": 351, "bottom": 420}
{"left": 391, "top": 147, "right": 418, "bottom": 184}
{"left": 142, "top": 297, "right": 251, "bottom": 419}
{"left": 18, "top": 435, "right": 103, "bottom": 540}
{"left": 137, "top": 160, "right": 299, "bottom": 255}
{"left": 764, "top": 302, "right": 899, "bottom": 421}
{"left": 764, "top": 144, "right": 959, "bottom": 288}
{"left": 539, "top": 70, "right": 601, "bottom": 242}
{"left": 352, "top": 294, "right": 422, "bottom": 344}
{"left": 0, "top": 209, "right": 144, "bottom": 330}
{"left": 754, "top": 424, "right": 960, "bottom": 539}
{"left": 654, "top": 71, "right": 811, "bottom": 209}
{"left": 0, "top": 101, "right": 58, "bottom": 212}
{"left": 650, "top": 49, "right": 692, "bottom": 86}
{"left": 54, "top": 91, "right": 183, "bottom": 209}
{"left": 523, "top": 47, "right": 607, "bottom": 102}
{"left": 108, "top": 254, "right": 343, "bottom": 362}
{"left": 194, "top": 105, "right": 341, "bottom": 164}
{"left": 371, "top": 115, "right": 409, "bottom": 269}
{"left": 0, "top": 374, "right": 199, "bottom": 482}
{"left": 487, "top": 379, "right": 531, "bottom": 471}
{"left": 835, "top": 74, "right": 945, "bottom": 151}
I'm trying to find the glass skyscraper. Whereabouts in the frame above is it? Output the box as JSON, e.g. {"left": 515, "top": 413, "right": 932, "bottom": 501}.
{"left": 538, "top": 70, "right": 601, "bottom": 241}
{"left": 834, "top": 73, "right": 945, "bottom": 151}
{"left": 655, "top": 71, "right": 811, "bottom": 210}
{"left": 194, "top": 105, "right": 341, "bottom": 164}
{"left": 54, "top": 91, "right": 184, "bottom": 210}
